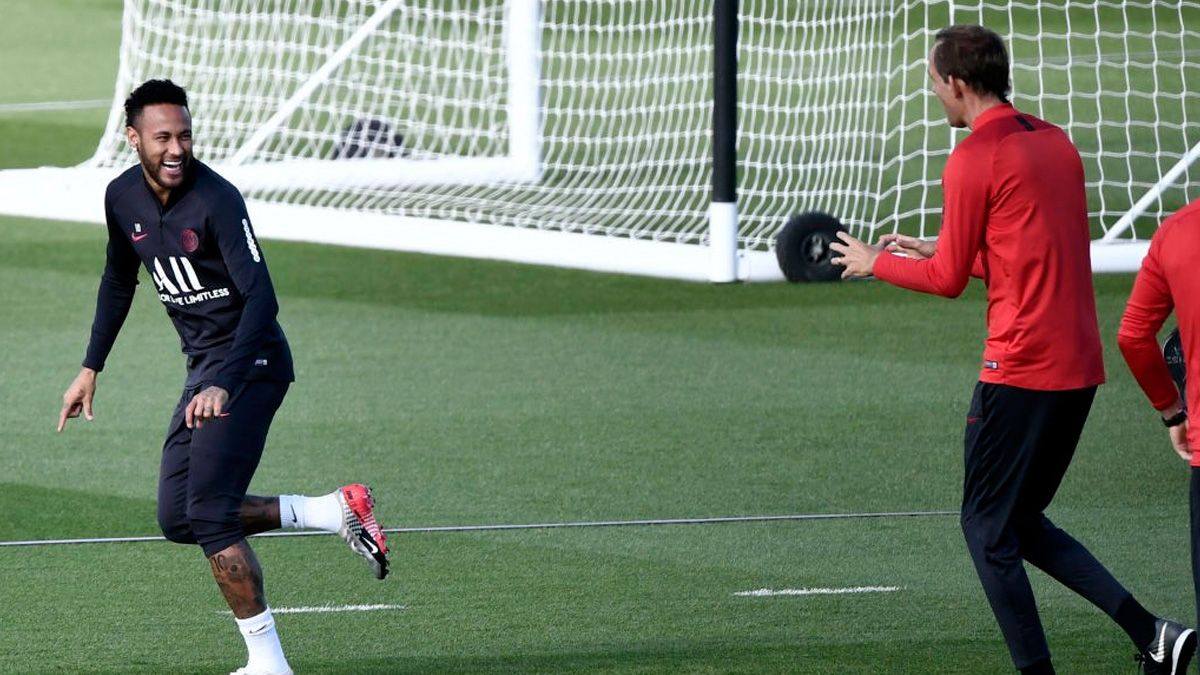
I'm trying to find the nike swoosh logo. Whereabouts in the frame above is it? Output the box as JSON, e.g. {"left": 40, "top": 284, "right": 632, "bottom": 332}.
{"left": 289, "top": 505, "right": 298, "bottom": 525}
{"left": 359, "top": 533, "right": 381, "bottom": 556}
{"left": 1151, "top": 622, "right": 1168, "bottom": 662}
{"left": 132, "top": 232, "right": 149, "bottom": 242}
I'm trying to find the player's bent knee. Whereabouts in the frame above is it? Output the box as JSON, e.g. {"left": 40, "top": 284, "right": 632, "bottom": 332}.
{"left": 159, "top": 518, "right": 197, "bottom": 545}
{"left": 196, "top": 528, "right": 246, "bottom": 558}
{"left": 190, "top": 517, "right": 245, "bottom": 558}
{"left": 157, "top": 506, "right": 197, "bottom": 545}
{"left": 188, "top": 502, "right": 246, "bottom": 558}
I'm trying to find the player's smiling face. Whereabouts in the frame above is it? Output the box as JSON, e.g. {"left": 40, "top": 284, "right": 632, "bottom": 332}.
{"left": 127, "top": 103, "right": 193, "bottom": 203}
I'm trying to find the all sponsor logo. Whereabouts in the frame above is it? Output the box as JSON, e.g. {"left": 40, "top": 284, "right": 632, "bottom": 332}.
{"left": 152, "top": 256, "right": 230, "bottom": 306}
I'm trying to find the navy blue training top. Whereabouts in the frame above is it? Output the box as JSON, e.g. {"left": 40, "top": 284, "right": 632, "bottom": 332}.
{"left": 83, "top": 161, "right": 294, "bottom": 392}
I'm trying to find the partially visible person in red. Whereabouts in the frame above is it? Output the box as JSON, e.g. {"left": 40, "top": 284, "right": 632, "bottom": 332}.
{"left": 832, "top": 24, "right": 1192, "bottom": 675}
{"left": 1117, "top": 199, "right": 1200, "bottom": 462}
{"left": 1118, "top": 198, "right": 1200, "bottom": 630}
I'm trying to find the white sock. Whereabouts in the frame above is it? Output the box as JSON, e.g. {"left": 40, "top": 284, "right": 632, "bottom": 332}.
{"left": 278, "top": 492, "right": 343, "bottom": 532}
{"left": 234, "top": 608, "right": 290, "bottom": 674}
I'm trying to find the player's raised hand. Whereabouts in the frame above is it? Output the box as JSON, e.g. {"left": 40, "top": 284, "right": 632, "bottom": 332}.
{"left": 58, "top": 367, "right": 98, "bottom": 432}
{"left": 186, "top": 385, "right": 229, "bottom": 429}
{"left": 878, "top": 233, "right": 937, "bottom": 260}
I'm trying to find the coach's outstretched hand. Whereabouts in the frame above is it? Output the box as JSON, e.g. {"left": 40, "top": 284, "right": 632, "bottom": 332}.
{"left": 58, "top": 367, "right": 98, "bottom": 432}
{"left": 878, "top": 233, "right": 937, "bottom": 260}
{"left": 829, "top": 231, "right": 883, "bottom": 279}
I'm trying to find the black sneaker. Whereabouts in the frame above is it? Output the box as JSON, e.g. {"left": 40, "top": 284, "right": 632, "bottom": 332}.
{"left": 1137, "top": 619, "right": 1196, "bottom": 675}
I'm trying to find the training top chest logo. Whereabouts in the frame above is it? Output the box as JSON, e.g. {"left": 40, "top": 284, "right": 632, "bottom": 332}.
{"left": 181, "top": 228, "right": 200, "bottom": 253}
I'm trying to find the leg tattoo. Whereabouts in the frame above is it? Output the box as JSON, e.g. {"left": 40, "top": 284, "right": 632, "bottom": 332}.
{"left": 209, "top": 540, "right": 267, "bottom": 619}
{"left": 239, "top": 495, "right": 281, "bottom": 535}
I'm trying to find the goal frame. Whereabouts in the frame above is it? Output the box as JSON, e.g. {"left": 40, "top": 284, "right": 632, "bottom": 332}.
{"left": 0, "top": 0, "right": 1195, "bottom": 281}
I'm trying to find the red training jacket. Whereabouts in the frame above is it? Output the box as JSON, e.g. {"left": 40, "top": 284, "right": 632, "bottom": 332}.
{"left": 1117, "top": 199, "right": 1200, "bottom": 461}
{"left": 874, "top": 103, "right": 1105, "bottom": 391}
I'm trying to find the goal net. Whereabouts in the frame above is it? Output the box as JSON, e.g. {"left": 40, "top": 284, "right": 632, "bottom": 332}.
{"left": 0, "top": 0, "right": 1197, "bottom": 280}
{"left": 738, "top": 0, "right": 1200, "bottom": 275}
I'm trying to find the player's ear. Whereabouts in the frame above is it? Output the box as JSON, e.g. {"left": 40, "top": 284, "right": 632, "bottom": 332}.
{"left": 125, "top": 125, "right": 139, "bottom": 152}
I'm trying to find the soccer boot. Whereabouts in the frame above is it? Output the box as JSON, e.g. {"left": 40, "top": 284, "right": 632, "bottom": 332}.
{"left": 229, "top": 667, "right": 293, "bottom": 675}
{"left": 336, "top": 483, "right": 390, "bottom": 579}
{"left": 1136, "top": 618, "right": 1195, "bottom": 675}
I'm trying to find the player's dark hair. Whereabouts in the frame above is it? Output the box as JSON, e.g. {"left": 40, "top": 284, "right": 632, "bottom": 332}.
{"left": 932, "top": 25, "right": 1011, "bottom": 102}
{"left": 124, "top": 79, "right": 189, "bottom": 128}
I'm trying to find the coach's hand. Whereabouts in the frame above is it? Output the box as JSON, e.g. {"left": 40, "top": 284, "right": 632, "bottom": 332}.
{"left": 187, "top": 385, "right": 230, "bottom": 429}
{"left": 877, "top": 233, "right": 937, "bottom": 260}
{"left": 1168, "top": 420, "right": 1191, "bottom": 462}
{"left": 57, "top": 367, "right": 98, "bottom": 432}
{"left": 829, "top": 231, "right": 882, "bottom": 279}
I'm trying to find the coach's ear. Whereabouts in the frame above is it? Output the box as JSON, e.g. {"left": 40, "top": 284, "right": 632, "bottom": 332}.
{"left": 946, "top": 75, "right": 968, "bottom": 100}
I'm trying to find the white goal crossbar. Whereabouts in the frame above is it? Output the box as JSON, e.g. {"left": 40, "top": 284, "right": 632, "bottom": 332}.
{"left": 0, "top": 0, "right": 1197, "bottom": 282}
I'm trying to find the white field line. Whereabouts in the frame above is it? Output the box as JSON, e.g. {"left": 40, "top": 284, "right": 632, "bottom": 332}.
{"left": 0, "top": 99, "right": 110, "bottom": 113}
{"left": 220, "top": 604, "right": 405, "bottom": 615}
{"left": 734, "top": 586, "right": 901, "bottom": 597}
{"left": 0, "top": 509, "right": 958, "bottom": 548}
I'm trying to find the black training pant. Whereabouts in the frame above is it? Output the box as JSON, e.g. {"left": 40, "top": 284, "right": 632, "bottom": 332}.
{"left": 156, "top": 380, "right": 289, "bottom": 557}
{"left": 1190, "top": 468, "right": 1200, "bottom": 630}
{"left": 961, "top": 382, "right": 1132, "bottom": 670}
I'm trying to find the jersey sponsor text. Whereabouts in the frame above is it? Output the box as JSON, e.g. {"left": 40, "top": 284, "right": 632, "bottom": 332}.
{"left": 152, "top": 255, "right": 230, "bottom": 306}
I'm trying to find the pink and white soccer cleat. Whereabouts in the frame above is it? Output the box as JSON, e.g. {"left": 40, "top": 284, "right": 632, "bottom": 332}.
{"left": 336, "top": 484, "right": 389, "bottom": 580}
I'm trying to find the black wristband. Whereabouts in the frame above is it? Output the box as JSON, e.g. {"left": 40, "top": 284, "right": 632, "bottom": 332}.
{"left": 1163, "top": 410, "right": 1188, "bottom": 428}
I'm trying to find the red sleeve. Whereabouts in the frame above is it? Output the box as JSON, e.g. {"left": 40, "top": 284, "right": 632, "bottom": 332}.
{"left": 874, "top": 148, "right": 987, "bottom": 297}
{"left": 1117, "top": 232, "right": 1179, "bottom": 410}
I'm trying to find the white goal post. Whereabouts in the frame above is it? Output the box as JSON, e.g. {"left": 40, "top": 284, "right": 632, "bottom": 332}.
{"left": 0, "top": 0, "right": 1197, "bottom": 281}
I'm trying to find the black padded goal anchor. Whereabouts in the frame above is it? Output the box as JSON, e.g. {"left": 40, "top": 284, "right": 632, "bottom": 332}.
{"left": 775, "top": 211, "right": 846, "bottom": 283}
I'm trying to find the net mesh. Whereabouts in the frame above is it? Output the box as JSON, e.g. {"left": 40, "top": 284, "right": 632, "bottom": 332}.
{"left": 89, "top": 0, "right": 1200, "bottom": 251}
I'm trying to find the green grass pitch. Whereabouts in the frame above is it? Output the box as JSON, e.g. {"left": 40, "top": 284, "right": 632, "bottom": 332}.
{"left": 0, "top": 2, "right": 1194, "bottom": 673}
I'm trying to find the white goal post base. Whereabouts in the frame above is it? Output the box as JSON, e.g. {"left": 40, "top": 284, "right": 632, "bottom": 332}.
{"left": 0, "top": 166, "right": 1150, "bottom": 282}
{"left": 0, "top": 167, "right": 785, "bottom": 282}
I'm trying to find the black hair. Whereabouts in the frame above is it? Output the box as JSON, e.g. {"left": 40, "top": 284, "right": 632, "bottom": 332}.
{"left": 124, "top": 79, "right": 189, "bottom": 128}
{"left": 932, "top": 25, "right": 1011, "bottom": 102}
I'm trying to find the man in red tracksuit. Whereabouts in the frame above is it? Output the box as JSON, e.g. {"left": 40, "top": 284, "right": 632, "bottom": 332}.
{"left": 1119, "top": 197, "right": 1200, "bottom": 638}
{"left": 832, "top": 25, "right": 1192, "bottom": 674}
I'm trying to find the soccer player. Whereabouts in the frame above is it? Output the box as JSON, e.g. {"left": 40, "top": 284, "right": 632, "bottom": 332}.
{"left": 830, "top": 26, "right": 1194, "bottom": 674}
{"left": 56, "top": 79, "right": 390, "bottom": 675}
{"left": 1118, "top": 198, "right": 1200, "bottom": 633}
